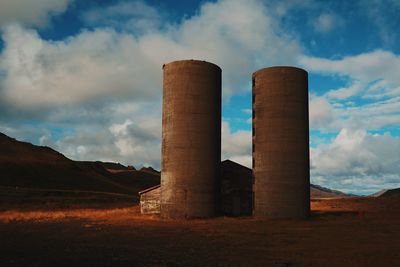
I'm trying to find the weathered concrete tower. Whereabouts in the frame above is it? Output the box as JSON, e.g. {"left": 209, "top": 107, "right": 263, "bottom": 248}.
{"left": 161, "top": 60, "right": 221, "bottom": 219}
{"left": 252, "top": 66, "right": 310, "bottom": 219}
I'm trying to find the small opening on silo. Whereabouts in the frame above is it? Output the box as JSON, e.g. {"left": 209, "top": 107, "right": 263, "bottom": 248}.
{"left": 252, "top": 94, "right": 255, "bottom": 104}
{"left": 252, "top": 77, "right": 255, "bottom": 88}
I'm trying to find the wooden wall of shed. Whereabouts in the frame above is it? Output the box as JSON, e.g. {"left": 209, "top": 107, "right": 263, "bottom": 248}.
{"left": 220, "top": 161, "right": 253, "bottom": 216}
{"left": 140, "top": 187, "right": 161, "bottom": 214}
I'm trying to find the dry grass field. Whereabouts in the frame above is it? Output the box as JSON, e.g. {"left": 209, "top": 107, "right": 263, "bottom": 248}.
{"left": 0, "top": 196, "right": 399, "bottom": 267}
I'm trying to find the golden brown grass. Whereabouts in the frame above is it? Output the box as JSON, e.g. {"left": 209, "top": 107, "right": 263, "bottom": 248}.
{"left": 0, "top": 197, "right": 399, "bottom": 267}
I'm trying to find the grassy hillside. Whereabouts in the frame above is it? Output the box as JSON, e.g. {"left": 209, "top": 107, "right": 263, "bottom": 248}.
{"left": 0, "top": 133, "right": 159, "bottom": 197}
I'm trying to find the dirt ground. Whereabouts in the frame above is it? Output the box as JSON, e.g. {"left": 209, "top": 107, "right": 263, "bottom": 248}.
{"left": 0, "top": 197, "right": 399, "bottom": 267}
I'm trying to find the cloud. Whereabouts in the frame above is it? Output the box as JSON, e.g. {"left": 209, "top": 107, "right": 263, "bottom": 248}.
{"left": 325, "top": 81, "right": 363, "bottom": 100}
{"left": 300, "top": 50, "right": 400, "bottom": 91}
{"left": 0, "top": 24, "right": 159, "bottom": 111}
{"left": 340, "top": 97, "right": 400, "bottom": 130}
{"left": 222, "top": 121, "right": 251, "bottom": 167}
{"left": 301, "top": 50, "right": 400, "bottom": 131}
{"left": 0, "top": 0, "right": 302, "bottom": 112}
{"left": 309, "top": 95, "right": 400, "bottom": 133}
{"left": 136, "top": 0, "right": 302, "bottom": 97}
{"left": 109, "top": 118, "right": 160, "bottom": 158}
{"left": 309, "top": 95, "right": 334, "bottom": 129}
{"left": 0, "top": 0, "right": 71, "bottom": 28}
{"left": 311, "top": 128, "right": 400, "bottom": 194}
{"left": 303, "top": 49, "right": 400, "bottom": 193}
{"left": 312, "top": 13, "right": 344, "bottom": 33}
{"left": 82, "top": 1, "right": 162, "bottom": 34}
{"left": 308, "top": 94, "right": 400, "bottom": 133}
{"left": 37, "top": 103, "right": 162, "bottom": 168}
{"left": 265, "top": 0, "right": 317, "bottom": 17}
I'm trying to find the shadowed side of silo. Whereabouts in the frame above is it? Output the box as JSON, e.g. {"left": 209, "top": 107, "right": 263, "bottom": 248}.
{"left": 252, "top": 66, "right": 310, "bottom": 219}
{"left": 161, "top": 60, "right": 221, "bottom": 219}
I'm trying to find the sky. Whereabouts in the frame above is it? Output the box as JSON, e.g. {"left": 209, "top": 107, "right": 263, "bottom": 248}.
{"left": 0, "top": 0, "right": 399, "bottom": 195}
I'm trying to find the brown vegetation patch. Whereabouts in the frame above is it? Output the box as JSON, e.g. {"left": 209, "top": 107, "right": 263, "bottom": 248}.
{"left": 0, "top": 197, "right": 399, "bottom": 266}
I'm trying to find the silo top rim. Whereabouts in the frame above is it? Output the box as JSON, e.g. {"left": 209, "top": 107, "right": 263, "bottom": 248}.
{"left": 162, "top": 59, "right": 221, "bottom": 71}
{"left": 252, "top": 66, "right": 307, "bottom": 78}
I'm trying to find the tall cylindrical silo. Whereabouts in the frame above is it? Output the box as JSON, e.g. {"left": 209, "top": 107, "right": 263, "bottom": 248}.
{"left": 161, "top": 60, "right": 221, "bottom": 219}
{"left": 252, "top": 66, "right": 310, "bottom": 219}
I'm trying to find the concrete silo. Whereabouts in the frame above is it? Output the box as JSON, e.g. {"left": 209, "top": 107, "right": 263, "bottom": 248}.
{"left": 252, "top": 66, "right": 310, "bottom": 219}
{"left": 161, "top": 60, "right": 221, "bottom": 219}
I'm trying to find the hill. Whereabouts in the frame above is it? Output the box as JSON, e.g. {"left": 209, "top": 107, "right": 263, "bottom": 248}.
{"left": 139, "top": 166, "right": 160, "bottom": 175}
{"left": 0, "top": 133, "right": 159, "bottom": 198}
{"left": 379, "top": 188, "right": 400, "bottom": 198}
{"left": 370, "top": 189, "right": 390, "bottom": 197}
{"left": 310, "top": 184, "right": 351, "bottom": 198}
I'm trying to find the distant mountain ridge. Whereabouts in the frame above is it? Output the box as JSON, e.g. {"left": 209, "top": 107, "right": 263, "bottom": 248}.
{"left": 0, "top": 132, "right": 160, "bottom": 198}
{"left": 378, "top": 188, "right": 400, "bottom": 198}
{"left": 140, "top": 166, "right": 160, "bottom": 175}
{"left": 370, "top": 189, "right": 390, "bottom": 197}
{"left": 310, "top": 184, "right": 351, "bottom": 198}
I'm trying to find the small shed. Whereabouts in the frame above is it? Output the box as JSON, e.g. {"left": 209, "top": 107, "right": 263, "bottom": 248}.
{"left": 139, "top": 185, "right": 160, "bottom": 214}
{"left": 220, "top": 160, "right": 253, "bottom": 216}
{"left": 138, "top": 160, "right": 253, "bottom": 216}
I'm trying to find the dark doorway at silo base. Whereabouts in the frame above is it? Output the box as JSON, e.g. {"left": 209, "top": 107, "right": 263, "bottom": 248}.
{"left": 140, "top": 160, "right": 253, "bottom": 217}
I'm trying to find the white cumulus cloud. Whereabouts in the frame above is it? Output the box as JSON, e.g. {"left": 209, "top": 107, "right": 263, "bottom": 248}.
{"left": 300, "top": 50, "right": 400, "bottom": 96}
{"left": 311, "top": 128, "right": 400, "bottom": 194}
{"left": 0, "top": 24, "right": 159, "bottom": 110}
{"left": 309, "top": 95, "right": 334, "bottom": 129}
{"left": 0, "top": 0, "right": 71, "bottom": 28}
{"left": 82, "top": 1, "right": 162, "bottom": 33}
{"left": 302, "top": 50, "right": 400, "bottom": 133}
{"left": 222, "top": 121, "right": 252, "bottom": 168}
{"left": 0, "top": 0, "right": 302, "bottom": 111}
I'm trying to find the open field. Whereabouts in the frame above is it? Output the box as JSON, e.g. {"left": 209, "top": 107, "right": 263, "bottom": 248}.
{"left": 0, "top": 186, "right": 136, "bottom": 211}
{"left": 0, "top": 196, "right": 399, "bottom": 267}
